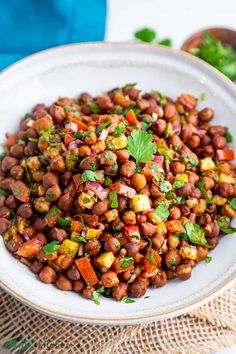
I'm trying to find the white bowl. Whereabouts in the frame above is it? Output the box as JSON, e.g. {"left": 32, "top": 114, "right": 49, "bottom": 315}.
{"left": 0, "top": 42, "right": 235, "bottom": 325}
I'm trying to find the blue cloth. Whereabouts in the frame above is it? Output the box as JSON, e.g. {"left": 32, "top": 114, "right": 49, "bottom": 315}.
{"left": 0, "top": 0, "right": 106, "bottom": 70}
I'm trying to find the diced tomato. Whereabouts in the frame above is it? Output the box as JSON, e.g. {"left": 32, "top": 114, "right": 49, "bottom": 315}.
{"left": 109, "top": 183, "right": 136, "bottom": 198}
{"left": 112, "top": 256, "right": 134, "bottom": 274}
{"left": 4, "top": 133, "right": 18, "bottom": 149}
{"left": 124, "top": 225, "right": 140, "bottom": 243}
{"left": 125, "top": 109, "right": 139, "bottom": 125}
{"left": 216, "top": 149, "right": 234, "bottom": 161}
{"left": 143, "top": 249, "right": 161, "bottom": 277}
{"left": 69, "top": 116, "right": 88, "bottom": 131}
{"left": 33, "top": 115, "right": 53, "bottom": 134}
{"left": 17, "top": 239, "right": 43, "bottom": 258}
{"left": 165, "top": 220, "right": 185, "bottom": 234}
{"left": 75, "top": 257, "right": 98, "bottom": 286}
{"left": 10, "top": 181, "right": 30, "bottom": 203}
{"left": 80, "top": 213, "right": 98, "bottom": 227}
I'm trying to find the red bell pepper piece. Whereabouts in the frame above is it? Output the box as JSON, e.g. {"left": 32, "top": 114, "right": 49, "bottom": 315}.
{"left": 216, "top": 149, "right": 234, "bottom": 161}
{"left": 141, "top": 161, "right": 162, "bottom": 182}
{"left": 143, "top": 249, "right": 161, "bottom": 277}
{"left": 17, "top": 239, "right": 43, "bottom": 258}
{"left": 75, "top": 257, "right": 98, "bottom": 286}
{"left": 166, "top": 220, "right": 185, "bottom": 234}
{"left": 124, "top": 225, "right": 141, "bottom": 243}
{"left": 33, "top": 115, "right": 53, "bottom": 134}
{"left": 125, "top": 109, "right": 139, "bottom": 125}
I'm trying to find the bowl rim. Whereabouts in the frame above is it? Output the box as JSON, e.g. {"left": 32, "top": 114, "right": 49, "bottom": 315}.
{"left": 0, "top": 41, "right": 236, "bottom": 324}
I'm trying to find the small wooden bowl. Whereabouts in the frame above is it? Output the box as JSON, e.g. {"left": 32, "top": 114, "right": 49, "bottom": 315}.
{"left": 181, "top": 27, "right": 236, "bottom": 52}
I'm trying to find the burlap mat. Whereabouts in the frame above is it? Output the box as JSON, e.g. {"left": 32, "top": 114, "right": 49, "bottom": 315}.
{"left": 0, "top": 285, "right": 236, "bottom": 354}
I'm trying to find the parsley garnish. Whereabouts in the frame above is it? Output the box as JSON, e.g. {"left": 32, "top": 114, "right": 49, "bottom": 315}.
{"left": 197, "top": 180, "right": 214, "bottom": 204}
{"left": 96, "top": 120, "right": 111, "bottom": 134}
{"left": 200, "top": 92, "right": 206, "bottom": 101}
{"left": 205, "top": 256, "right": 213, "bottom": 263}
{"left": 226, "top": 128, "right": 233, "bottom": 143}
{"left": 154, "top": 201, "right": 169, "bottom": 221}
{"left": 230, "top": 198, "right": 236, "bottom": 210}
{"left": 127, "top": 130, "right": 156, "bottom": 164}
{"left": 104, "top": 175, "right": 110, "bottom": 186}
{"left": 43, "top": 241, "right": 60, "bottom": 255}
{"left": 134, "top": 27, "right": 156, "bottom": 43}
{"left": 51, "top": 207, "right": 60, "bottom": 217}
{"left": 123, "top": 104, "right": 140, "bottom": 116}
{"left": 93, "top": 286, "right": 105, "bottom": 305}
{"left": 160, "top": 180, "right": 172, "bottom": 193}
{"left": 81, "top": 170, "right": 101, "bottom": 182}
{"left": 64, "top": 105, "right": 78, "bottom": 112}
{"left": 121, "top": 296, "right": 135, "bottom": 304}
{"left": 109, "top": 190, "right": 118, "bottom": 208}
{"left": 119, "top": 257, "right": 133, "bottom": 270}
{"left": 12, "top": 188, "right": 21, "bottom": 196}
{"left": 172, "top": 180, "right": 185, "bottom": 189}
{"left": 18, "top": 139, "right": 26, "bottom": 146}
{"left": 185, "top": 222, "right": 209, "bottom": 247}
{"left": 218, "top": 216, "right": 236, "bottom": 234}
{"left": 188, "top": 156, "right": 197, "bottom": 166}
{"left": 28, "top": 137, "right": 38, "bottom": 143}
{"left": 114, "top": 122, "right": 125, "bottom": 137}
{"left": 46, "top": 194, "right": 55, "bottom": 201}
{"left": 174, "top": 232, "right": 188, "bottom": 240}
{"left": 58, "top": 217, "right": 71, "bottom": 227}
{"left": 145, "top": 249, "right": 156, "bottom": 265}
{"left": 77, "top": 235, "right": 87, "bottom": 243}
{"left": 122, "top": 83, "right": 137, "bottom": 89}
{"left": 0, "top": 189, "right": 6, "bottom": 196}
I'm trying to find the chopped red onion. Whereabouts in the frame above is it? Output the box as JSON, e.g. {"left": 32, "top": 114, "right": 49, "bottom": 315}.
{"left": 118, "top": 185, "right": 136, "bottom": 198}
{"left": 65, "top": 122, "right": 78, "bottom": 133}
{"left": 172, "top": 125, "right": 181, "bottom": 132}
{"left": 153, "top": 155, "right": 164, "bottom": 164}
{"left": 76, "top": 139, "right": 84, "bottom": 147}
{"left": 99, "top": 129, "right": 108, "bottom": 141}
{"left": 189, "top": 213, "right": 196, "bottom": 222}
{"left": 164, "top": 160, "right": 170, "bottom": 172}
{"left": 95, "top": 121, "right": 101, "bottom": 127}
{"left": 78, "top": 245, "right": 84, "bottom": 256}
{"left": 22, "top": 231, "right": 30, "bottom": 241}
{"left": 86, "top": 182, "right": 108, "bottom": 200}
{"left": 68, "top": 141, "right": 78, "bottom": 150}
{"left": 194, "top": 127, "right": 207, "bottom": 137}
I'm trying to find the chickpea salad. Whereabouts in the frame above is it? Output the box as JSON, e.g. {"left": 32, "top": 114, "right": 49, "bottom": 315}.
{"left": 1, "top": 84, "right": 236, "bottom": 304}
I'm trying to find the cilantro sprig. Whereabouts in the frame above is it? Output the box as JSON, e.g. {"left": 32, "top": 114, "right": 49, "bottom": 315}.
{"left": 127, "top": 130, "right": 156, "bottom": 164}
{"left": 81, "top": 170, "right": 101, "bottom": 183}
{"left": 43, "top": 241, "right": 60, "bottom": 255}
{"left": 134, "top": 27, "right": 172, "bottom": 47}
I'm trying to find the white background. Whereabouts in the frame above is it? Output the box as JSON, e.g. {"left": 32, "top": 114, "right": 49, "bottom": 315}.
{"left": 106, "top": 1, "right": 236, "bottom": 353}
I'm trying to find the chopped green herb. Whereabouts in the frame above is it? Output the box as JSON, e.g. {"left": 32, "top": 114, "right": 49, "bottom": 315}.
{"left": 12, "top": 188, "right": 21, "bottom": 196}
{"left": 0, "top": 150, "right": 8, "bottom": 158}
{"left": 107, "top": 141, "right": 115, "bottom": 151}
{"left": 96, "top": 120, "right": 111, "bottom": 134}
{"left": 172, "top": 180, "right": 185, "bottom": 189}
{"left": 64, "top": 105, "right": 78, "bottom": 112}
{"left": 154, "top": 201, "right": 170, "bottom": 221}
{"left": 145, "top": 249, "right": 156, "bottom": 265}
{"left": 114, "top": 105, "right": 121, "bottom": 114}
{"left": 51, "top": 207, "right": 60, "bottom": 217}
{"left": 174, "top": 232, "right": 188, "bottom": 240}
{"left": 104, "top": 175, "right": 110, "bottom": 187}
{"left": 70, "top": 154, "right": 78, "bottom": 161}
{"left": 43, "top": 241, "right": 60, "bottom": 255}
{"left": 109, "top": 189, "right": 118, "bottom": 208}
{"left": 119, "top": 256, "right": 133, "bottom": 270}
{"left": 121, "top": 296, "right": 135, "bottom": 304}
{"left": 114, "top": 122, "right": 125, "bottom": 137}
{"left": 158, "top": 38, "right": 172, "bottom": 47}
{"left": 143, "top": 236, "right": 152, "bottom": 249}
{"left": 160, "top": 180, "right": 172, "bottom": 193}
{"left": 58, "top": 217, "right": 71, "bottom": 227}
{"left": 188, "top": 156, "right": 197, "bottom": 166}
{"left": 185, "top": 221, "right": 209, "bottom": 247}
{"left": 197, "top": 180, "right": 214, "bottom": 204}
{"left": 123, "top": 104, "right": 141, "bottom": 117}
{"left": 141, "top": 122, "right": 152, "bottom": 131}
{"left": 205, "top": 256, "right": 213, "bottom": 263}
{"left": 127, "top": 130, "right": 156, "bottom": 164}
{"left": 113, "top": 225, "right": 121, "bottom": 231}
{"left": 0, "top": 189, "right": 6, "bottom": 196}
{"left": 169, "top": 259, "right": 177, "bottom": 266}
{"left": 93, "top": 286, "right": 105, "bottom": 305}
{"left": 218, "top": 216, "right": 236, "bottom": 234}
{"left": 28, "top": 137, "right": 38, "bottom": 143}
{"left": 230, "top": 198, "right": 236, "bottom": 210}
{"left": 122, "top": 83, "right": 137, "bottom": 89}
{"left": 134, "top": 27, "right": 156, "bottom": 43}
{"left": 39, "top": 155, "right": 47, "bottom": 164}
{"left": 46, "top": 193, "right": 56, "bottom": 201}
{"left": 83, "top": 197, "right": 91, "bottom": 204}
{"left": 18, "top": 139, "right": 26, "bottom": 146}
{"left": 81, "top": 170, "right": 101, "bottom": 183}
{"left": 77, "top": 235, "right": 87, "bottom": 244}
{"left": 200, "top": 92, "right": 206, "bottom": 101}
{"left": 226, "top": 128, "right": 233, "bottom": 143}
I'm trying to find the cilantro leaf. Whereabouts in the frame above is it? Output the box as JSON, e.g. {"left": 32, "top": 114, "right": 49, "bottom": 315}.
{"left": 119, "top": 257, "right": 133, "bottom": 270}
{"left": 122, "top": 83, "right": 137, "bottom": 89}
{"left": 81, "top": 170, "right": 101, "bottom": 182}
{"left": 134, "top": 27, "right": 156, "bottom": 43}
{"left": 58, "top": 217, "right": 71, "bottom": 228}
{"left": 158, "top": 38, "right": 172, "bottom": 47}
{"left": 230, "top": 198, "right": 236, "bottom": 210}
{"left": 0, "top": 189, "right": 7, "bottom": 196}
{"left": 160, "top": 180, "right": 172, "bottom": 193}
{"left": 109, "top": 190, "right": 118, "bottom": 208}
{"left": 197, "top": 180, "right": 214, "bottom": 204}
{"left": 154, "top": 201, "right": 170, "bottom": 221}
{"left": 45, "top": 193, "right": 56, "bottom": 201}
{"left": 96, "top": 120, "right": 111, "bottom": 134}
{"left": 127, "top": 130, "right": 156, "bottom": 164}
{"left": 205, "top": 256, "right": 213, "bottom": 263}
{"left": 51, "top": 207, "right": 60, "bottom": 217}
{"left": 226, "top": 128, "right": 233, "bottom": 143}
{"left": 145, "top": 249, "right": 157, "bottom": 265}
{"left": 93, "top": 286, "right": 105, "bottom": 305}
{"left": 185, "top": 221, "right": 209, "bottom": 247}
{"left": 43, "top": 241, "right": 60, "bottom": 255}
{"left": 172, "top": 180, "right": 185, "bottom": 189}
{"left": 174, "top": 232, "right": 188, "bottom": 240}
{"left": 200, "top": 92, "right": 206, "bottom": 101}
{"left": 121, "top": 296, "right": 136, "bottom": 304}
{"left": 218, "top": 217, "right": 236, "bottom": 234}
{"left": 77, "top": 235, "right": 87, "bottom": 243}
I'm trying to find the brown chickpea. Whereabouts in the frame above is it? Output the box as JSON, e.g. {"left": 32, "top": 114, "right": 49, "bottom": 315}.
{"left": 187, "top": 171, "right": 199, "bottom": 185}
{"left": 84, "top": 131, "right": 97, "bottom": 145}
{"left": 56, "top": 275, "right": 72, "bottom": 291}
{"left": 196, "top": 246, "right": 208, "bottom": 262}
{"left": 164, "top": 102, "right": 176, "bottom": 120}
{"left": 152, "top": 234, "right": 165, "bottom": 250}
{"left": 43, "top": 172, "right": 59, "bottom": 189}
{"left": 79, "top": 145, "right": 91, "bottom": 156}
{"left": 169, "top": 206, "right": 181, "bottom": 220}
{"left": 67, "top": 266, "right": 81, "bottom": 281}
{"left": 73, "top": 280, "right": 85, "bottom": 292}
{"left": 82, "top": 286, "right": 95, "bottom": 299}
{"left": 125, "top": 242, "right": 140, "bottom": 257}
{"left": 169, "top": 135, "right": 183, "bottom": 151}
{"left": 218, "top": 182, "right": 234, "bottom": 198}
{"left": 131, "top": 173, "right": 147, "bottom": 191}
{"left": 120, "top": 161, "right": 136, "bottom": 177}
{"left": 170, "top": 161, "right": 186, "bottom": 175}
{"left": 198, "top": 107, "right": 214, "bottom": 122}
{"left": 221, "top": 204, "right": 236, "bottom": 218}
{"left": 100, "top": 271, "right": 119, "bottom": 288}
{"left": 39, "top": 266, "right": 57, "bottom": 283}
{"left": 176, "top": 264, "right": 192, "bottom": 280}
{"left": 187, "top": 134, "right": 200, "bottom": 148}
{"left": 116, "top": 149, "right": 129, "bottom": 163}
{"left": 46, "top": 184, "right": 62, "bottom": 202}
{"left": 212, "top": 135, "right": 227, "bottom": 149}
{"left": 207, "top": 236, "right": 219, "bottom": 248}
{"left": 133, "top": 252, "right": 144, "bottom": 264}
{"left": 112, "top": 282, "right": 128, "bottom": 301}
{"left": 104, "top": 237, "right": 120, "bottom": 254}
{"left": 202, "top": 177, "right": 215, "bottom": 190}
{"left": 168, "top": 234, "right": 180, "bottom": 249}
{"left": 85, "top": 239, "right": 102, "bottom": 256}
{"left": 128, "top": 280, "right": 147, "bottom": 298}
{"left": 150, "top": 271, "right": 167, "bottom": 288}
{"left": 50, "top": 156, "right": 65, "bottom": 171}
{"left": 34, "top": 197, "right": 50, "bottom": 213}
{"left": 165, "top": 250, "right": 181, "bottom": 268}
{"left": 122, "top": 210, "right": 136, "bottom": 225}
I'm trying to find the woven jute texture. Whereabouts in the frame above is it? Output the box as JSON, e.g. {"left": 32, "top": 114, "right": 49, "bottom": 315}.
{"left": 0, "top": 285, "right": 236, "bottom": 354}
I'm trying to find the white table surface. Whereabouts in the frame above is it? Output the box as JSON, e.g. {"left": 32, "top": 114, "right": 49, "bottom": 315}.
{"left": 106, "top": 1, "right": 236, "bottom": 353}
